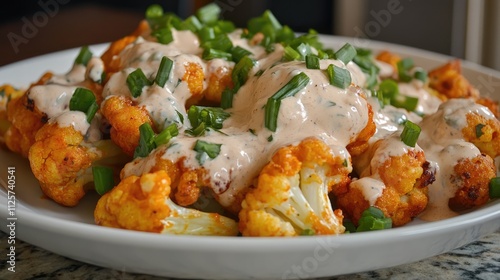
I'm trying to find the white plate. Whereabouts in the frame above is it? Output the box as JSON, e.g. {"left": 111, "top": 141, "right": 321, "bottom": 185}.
{"left": 1, "top": 36, "right": 500, "bottom": 280}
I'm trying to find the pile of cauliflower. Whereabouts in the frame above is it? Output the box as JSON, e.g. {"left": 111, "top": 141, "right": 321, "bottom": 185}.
{"left": 1, "top": 3, "right": 499, "bottom": 237}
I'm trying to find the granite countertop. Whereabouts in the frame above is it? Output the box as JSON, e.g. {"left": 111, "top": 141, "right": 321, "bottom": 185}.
{"left": 0, "top": 229, "right": 498, "bottom": 279}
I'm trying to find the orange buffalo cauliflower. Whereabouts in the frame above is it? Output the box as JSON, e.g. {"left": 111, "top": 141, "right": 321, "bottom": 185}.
{"left": 0, "top": 85, "right": 24, "bottom": 145}
{"left": 428, "top": 60, "right": 479, "bottom": 100}
{"left": 29, "top": 122, "right": 125, "bottom": 206}
{"left": 338, "top": 134, "right": 435, "bottom": 227}
{"left": 238, "top": 137, "right": 349, "bottom": 237}
{"left": 94, "top": 170, "right": 238, "bottom": 235}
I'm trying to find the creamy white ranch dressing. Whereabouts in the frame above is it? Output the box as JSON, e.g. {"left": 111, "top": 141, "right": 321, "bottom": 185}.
{"left": 351, "top": 177, "right": 386, "bottom": 206}
{"left": 374, "top": 60, "right": 394, "bottom": 79}
{"left": 397, "top": 81, "right": 441, "bottom": 114}
{"left": 49, "top": 111, "right": 90, "bottom": 136}
{"left": 46, "top": 64, "right": 87, "bottom": 85}
{"left": 122, "top": 56, "right": 370, "bottom": 207}
{"left": 417, "top": 99, "right": 495, "bottom": 221}
{"left": 28, "top": 84, "right": 77, "bottom": 119}
{"left": 86, "top": 57, "right": 105, "bottom": 83}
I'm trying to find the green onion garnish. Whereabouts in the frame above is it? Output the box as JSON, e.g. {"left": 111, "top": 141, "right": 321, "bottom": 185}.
{"left": 155, "top": 56, "right": 174, "bottom": 87}
{"left": 334, "top": 43, "right": 357, "bottom": 64}
{"left": 145, "top": 4, "right": 163, "bottom": 19}
{"left": 198, "top": 26, "right": 215, "bottom": 43}
{"left": 69, "top": 87, "right": 98, "bottom": 123}
{"left": 265, "top": 72, "right": 310, "bottom": 132}
{"left": 378, "top": 79, "right": 399, "bottom": 100}
{"left": 201, "top": 33, "right": 233, "bottom": 52}
{"left": 397, "top": 58, "right": 414, "bottom": 82}
{"left": 296, "top": 43, "right": 312, "bottom": 60}
{"left": 202, "top": 48, "right": 232, "bottom": 61}
{"left": 232, "top": 56, "right": 255, "bottom": 90}
{"left": 391, "top": 94, "right": 419, "bottom": 112}
{"left": 187, "top": 106, "right": 230, "bottom": 136}
{"left": 127, "top": 68, "right": 152, "bottom": 98}
{"left": 193, "top": 140, "right": 222, "bottom": 165}
{"left": 327, "top": 64, "right": 351, "bottom": 89}
{"left": 152, "top": 27, "right": 174, "bottom": 45}
{"left": 247, "top": 10, "right": 282, "bottom": 34}
{"left": 489, "top": 177, "right": 500, "bottom": 198}
{"left": 475, "top": 123, "right": 485, "bottom": 138}
{"left": 74, "top": 46, "right": 92, "bottom": 66}
{"left": 300, "top": 229, "right": 315, "bottom": 236}
{"left": 179, "top": 15, "right": 202, "bottom": 32}
{"left": 134, "top": 123, "right": 156, "bottom": 158}
{"left": 343, "top": 219, "right": 357, "bottom": 233}
{"left": 283, "top": 45, "right": 301, "bottom": 61}
{"left": 400, "top": 120, "right": 421, "bottom": 147}
{"left": 195, "top": 3, "right": 221, "bottom": 25}
{"left": 356, "top": 206, "right": 392, "bottom": 232}
{"left": 231, "top": 46, "right": 252, "bottom": 63}
{"left": 154, "top": 123, "right": 179, "bottom": 147}
{"left": 305, "top": 54, "right": 320, "bottom": 69}
{"left": 92, "top": 166, "right": 115, "bottom": 195}
{"left": 221, "top": 88, "right": 234, "bottom": 109}
{"left": 414, "top": 69, "right": 428, "bottom": 83}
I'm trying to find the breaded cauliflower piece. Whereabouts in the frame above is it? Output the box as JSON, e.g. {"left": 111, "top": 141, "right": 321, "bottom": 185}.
{"left": 29, "top": 123, "right": 105, "bottom": 206}
{"left": 0, "top": 85, "right": 24, "bottom": 144}
{"left": 94, "top": 170, "right": 238, "bottom": 235}
{"left": 449, "top": 154, "right": 496, "bottom": 211}
{"left": 428, "top": 60, "right": 479, "bottom": 100}
{"left": 461, "top": 112, "right": 500, "bottom": 159}
{"left": 204, "top": 62, "right": 234, "bottom": 104}
{"left": 238, "top": 137, "right": 348, "bottom": 237}
{"left": 101, "top": 95, "right": 154, "bottom": 157}
{"left": 375, "top": 50, "right": 401, "bottom": 72}
{"left": 339, "top": 134, "right": 435, "bottom": 227}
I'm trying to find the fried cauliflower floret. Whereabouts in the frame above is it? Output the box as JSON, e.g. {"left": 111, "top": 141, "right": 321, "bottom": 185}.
{"left": 375, "top": 50, "right": 401, "bottom": 71}
{"left": 101, "top": 95, "right": 153, "bottom": 157}
{"left": 428, "top": 60, "right": 479, "bottom": 100}
{"left": 29, "top": 123, "right": 103, "bottom": 206}
{"left": 4, "top": 73, "right": 53, "bottom": 157}
{"left": 0, "top": 85, "right": 24, "bottom": 144}
{"left": 346, "top": 100, "right": 377, "bottom": 156}
{"left": 94, "top": 170, "right": 238, "bottom": 235}
{"left": 204, "top": 63, "right": 234, "bottom": 104}
{"left": 339, "top": 135, "right": 435, "bottom": 227}
{"left": 449, "top": 154, "right": 496, "bottom": 211}
{"left": 461, "top": 112, "right": 500, "bottom": 158}
{"left": 238, "top": 137, "right": 348, "bottom": 237}
{"left": 183, "top": 62, "right": 206, "bottom": 107}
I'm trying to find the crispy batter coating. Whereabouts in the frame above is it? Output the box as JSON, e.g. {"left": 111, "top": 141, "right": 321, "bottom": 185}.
{"left": 0, "top": 85, "right": 24, "bottom": 144}
{"left": 100, "top": 36, "right": 138, "bottom": 75}
{"left": 346, "top": 99, "right": 376, "bottom": 156}
{"left": 449, "top": 154, "right": 496, "bottom": 211}
{"left": 462, "top": 112, "right": 500, "bottom": 158}
{"left": 338, "top": 140, "right": 433, "bottom": 227}
{"left": 183, "top": 62, "right": 206, "bottom": 107}
{"left": 428, "top": 60, "right": 479, "bottom": 100}
{"left": 29, "top": 123, "right": 101, "bottom": 206}
{"left": 239, "top": 137, "right": 348, "bottom": 236}
{"left": 204, "top": 65, "right": 234, "bottom": 104}
{"left": 101, "top": 95, "right": 153, "bottom": 157}
{"left": 95, "top": 170, "right": 239, "bottom": 235}
{"left": 476, "top": 97, "right": 500, "bottom": 118}
{"left": 4, "top": 72, "right": 54, "bottom": 157}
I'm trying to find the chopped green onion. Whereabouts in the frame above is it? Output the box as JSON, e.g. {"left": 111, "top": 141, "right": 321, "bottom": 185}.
{"left": 400, "top": 120, "right": 421, "bottom": 147}
{"left": 145, "top": 4, "right": 163, "bottom": 19}
{"left": 198, "top": 26, "right": 215, "bottom": 42}
{"left": 127, "top": 68, "right": 152, "bottom": 98}
{"left": 69, "top": 87, "right": 98, "bottom": 123}
{"left": 152, "top": 27, "right": 174, "bottom": 44}
{"left": 305, "top": 54, "right": 320, "bottom": 69}
{"left": 196, "top": 3, "right": 221, "bottom": 25}
{"left": 154, "top": 123, "right": 178, "bottom": 147}
{"left": 334, "top": 43, "right": 357, "bottom": 64}
{"left": 187, "top": 106, "right": 230, "bottom": 136}
{"left": 356, "top": 206, "right": 392, "bottom": 232}
{"left": 296, "top": 43, "right": 312, "bottom": 60}
{"left": 343, "top": 219, "right": 357, "bottom": 233}
{"left": 355, "top": 48, "right": 372, "bottom": 56}
{"left": 86, "top": 102, "right": 99, "bottom": 123}
{"left": 247, "top": 10, "right": 282, "bottom": 34}
{"left": 300, "top": 229, "right": 315, "bottom": 236}
{"left": 232, "top": 56, "right": 255, "bottom": 90}
{"left": 74, "top": 46, "right": 92, "bottom": 66}
{"left": 489, "top": 177, "right": 500, "bottom": 198}
{"left": 391, "top": 94, "right": 419, "bottom": 112}
{"left": 378, "top": 79, "right": 399, "bottom": 100}
{"left": 475, "top": 123, "right": 486, "bottom": 138}
{"left": 414, "top": 69, "right": 428, "bottom": 82}
{"left": 193, "top": 140, "right": 222, "bottom": 165}
{"left": 231, "top": 46, "right": 252, "bottom": 63}
{"left": 275, "top": 25, "right": 295, "bottom": 44}
{"left": 283, "top": 45, "right": 301, "bottom": 61}
{"left": 92, "top": 166, "right": 115, "bottom": 195}
{"left": 134, "top": 123, "right": 155, "bottom": 158}
{"left": 397, "top": 58, "right": 414, "bottom": 82}
{"left": 221, "top": 88, "right": 234, "bottom": 109}
{"left": 201, "top": 33, "right": 233, "bottom": 52}
{"left": 267, "top": 134, "right": 273, "bottom": 142}
{"left": 155, "top": 56, "right": 174, "bottom": 87}
{"left": 327, "top": 64, "right": 351, "bottom": 89}
{"left": 265, "top": 72, "right": 310, "bottom": 132}
{"left": 213, "top": 20, "right": 235, "bottom": 34}
{"left": 202, "top": 48, "right": 232, "bottom": 61}
{"left": 179, "top": 15, "right": 202, "bottom": 32}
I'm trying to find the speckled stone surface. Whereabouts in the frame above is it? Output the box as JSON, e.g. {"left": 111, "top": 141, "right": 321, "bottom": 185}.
{"left": 0, "top": 230, "right": 499, "bottom": 280}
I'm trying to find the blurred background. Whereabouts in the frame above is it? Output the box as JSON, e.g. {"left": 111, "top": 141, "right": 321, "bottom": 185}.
{"left": 0, "top": 0, "right": 499, "bottom": 70}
